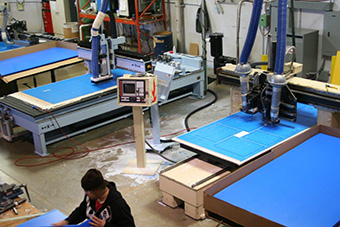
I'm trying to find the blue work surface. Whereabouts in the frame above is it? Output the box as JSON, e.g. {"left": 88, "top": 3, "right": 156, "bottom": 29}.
{"left": 0, "top": 47, "right": 78, "bottom": 77}
{"left": 22, "top": 68, "right": 135, "bottom": 104}
{"left": 17, "top": 209, "right": 91, "bottom": 227}
{"left": 0, "top": 41, "right": 22, "bottom": 52}
{"left": 215, "top": 133, "right": 340, "bottom": 227}
{"left": 176, "top": 103, "right": 317, "bottom": 165}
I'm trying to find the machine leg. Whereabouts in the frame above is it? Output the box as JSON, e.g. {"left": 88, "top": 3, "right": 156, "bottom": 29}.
{"left": 161, "top": 191, "right": 183, "bottom": 208}
{"left": 146, "top": 104, "right": 174, "bottom": 152}
{"left": 150, "top": 104, "right": 161, "bottom": 145}
{"left": 0, "top": 107, "right": 15, "bottom": 142}
{"left": 33, "top": 133, "right": 49, "bottom": 156}
{"left": 193, "top": 79, "right": 205, "bottom": 99}
{"left": 184, "top": 203, "right": 206, "bottom": 220}
{"left": 0, "top": 116, "right": 8, "bottom": 139}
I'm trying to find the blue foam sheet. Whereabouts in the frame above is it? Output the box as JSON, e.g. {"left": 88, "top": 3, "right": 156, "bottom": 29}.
{"left": 16, "top": 209, "right": 66, "bottom": 227}
{"left": 0, "top": 47, "right": 78, "bottom": 77}
{"left": 177, "top": 103, "right": 317, "bottom": 164}
{"left": 21, "top": 68, "right": 135, "bottom": 104}
{"left": 0, "top": 42, "right": 22, "bottom": 52}
{"left": 17, "top": 209, "right": 91, "bottom": 227}
{"left": 214, "top": 133, "right": 340, "bottom": 227}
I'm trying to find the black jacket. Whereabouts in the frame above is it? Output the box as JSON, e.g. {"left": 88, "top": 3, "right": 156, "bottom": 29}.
{"left": 66, "top": 182, "right": 135, "bottom": 227}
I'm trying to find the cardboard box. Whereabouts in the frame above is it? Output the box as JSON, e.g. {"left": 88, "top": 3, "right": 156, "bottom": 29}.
{"left": 189, "top": 43, "right": 199, "bottom": 56}
{"left": 204, "top": 125, "right": 340, "bottom": 227}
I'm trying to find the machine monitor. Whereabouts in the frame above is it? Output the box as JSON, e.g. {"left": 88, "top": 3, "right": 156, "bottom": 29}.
{"left": 117, "top": 74, "right": 157, "bottom": 107}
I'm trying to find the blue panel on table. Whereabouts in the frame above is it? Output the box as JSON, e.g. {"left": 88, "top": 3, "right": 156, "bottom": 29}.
{"left": 0, "top": 42, "right": 22, "bottom": 52}
{"left": 17, "top": 209, "right": 91, "bottom": 227}
{"left": 0, "top": 47, "right": 78, "bottom": 77}
{"left": 214, "top": 133, "right": 340, "bottom": 227}
{"left": 21, "top": 68, "right": 135, "bottom": 104}
{"left": 16, "top": 209, "right": 66, "bottom": 226}
{"left": 176, "top": 103, "right": 317, "bottom": 164}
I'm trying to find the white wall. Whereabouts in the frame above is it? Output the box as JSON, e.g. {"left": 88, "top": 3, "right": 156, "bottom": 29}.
{"left": 4, "top": 0, "right": 43, "bottom": 32}
{"left": 4, "top": 0, "right": 338, "bottom": 72}
{"left": 167, "top": 0, "right": 340, "bottom": 72}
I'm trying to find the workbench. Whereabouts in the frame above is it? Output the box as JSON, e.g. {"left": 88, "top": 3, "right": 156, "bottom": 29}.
{"left": 204, "top": 125, "right": 340, "bottom": 226}
{"left": 0, "top": 41, "right": 82, "bottom": 96}
{"left": 0, "top": 199, "right": 42, "bottom": 227}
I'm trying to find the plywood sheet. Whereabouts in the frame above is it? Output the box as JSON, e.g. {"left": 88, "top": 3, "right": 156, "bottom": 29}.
{"left": 162, "top": 158, "right": 223, "bottom": 187}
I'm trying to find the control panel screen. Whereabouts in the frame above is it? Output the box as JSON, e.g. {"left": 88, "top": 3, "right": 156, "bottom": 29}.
{"left": 123, "top": 83, "right": 135, "bottom": 94}
{"left": 118, "top": 75, "right": 157, "bottom": 107}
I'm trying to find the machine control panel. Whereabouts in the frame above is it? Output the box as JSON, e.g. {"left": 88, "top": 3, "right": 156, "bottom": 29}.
{"left": 117, "top": 74, "right": 157, "bottom": 107}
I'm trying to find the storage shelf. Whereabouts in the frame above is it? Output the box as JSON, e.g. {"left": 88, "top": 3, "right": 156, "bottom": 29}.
{"left": 76, "top": 0, "right": 167, "bottom": 53}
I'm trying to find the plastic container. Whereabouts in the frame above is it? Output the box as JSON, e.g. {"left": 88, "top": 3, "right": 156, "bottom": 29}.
{"left": 153, "top": 31, "right": 173, "bottom": 58}
{"left": 210, "top": 33, "right": 223, "bottom": 58}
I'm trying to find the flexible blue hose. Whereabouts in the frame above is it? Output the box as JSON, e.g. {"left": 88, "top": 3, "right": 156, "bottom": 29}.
{"left": 274, "top": 0, "right": 287, "bottom": 74}
{"left": 91, "top": 0, "right": 110, "bottom": 79}
{"left": 91, "top": 35, "right": 100, "bottom": 78}
{"left": 99, "top": 0, "right": 109, "bottom": 13}
{"left": 239, "top": 0, "right": 263, "bottom": 65}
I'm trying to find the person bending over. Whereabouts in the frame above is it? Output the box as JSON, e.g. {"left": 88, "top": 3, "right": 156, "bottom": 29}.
{"left": 52, "top": 169, "right": 135, "bottom": 227}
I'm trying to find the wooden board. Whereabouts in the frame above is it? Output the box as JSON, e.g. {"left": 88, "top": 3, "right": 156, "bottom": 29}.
{"left": 161, "top": 158, "right": 224, "bottom": 188}
{"left": 2, "top": 58, "right": 83, "bottom": 84}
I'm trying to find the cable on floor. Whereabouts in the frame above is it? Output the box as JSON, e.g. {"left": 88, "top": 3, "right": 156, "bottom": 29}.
{"left": 184, "top": 89, "right": 218, "bottom": 132}
{"left": 14, "top": 107, "right": 193, "bottom": 167}
{"left": 145, "top": 140, "right": 176, "bottom": 163}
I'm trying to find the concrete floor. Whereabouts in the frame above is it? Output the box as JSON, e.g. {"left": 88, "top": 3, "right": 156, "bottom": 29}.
{"left": 0, "top": 72, "right": 233, "bottom": 226}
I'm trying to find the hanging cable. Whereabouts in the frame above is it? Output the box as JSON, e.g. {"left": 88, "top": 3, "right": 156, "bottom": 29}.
{"left": 184, "top": 89, "right": 218, "bottom": 132}
{"left": 306, "top": 58, "right": 326, "bottom": 81}
{"left": 290, "top": 0, "right": 296, "bottom": 49}
{"left": 236, "top": 0, "right": 253, "bottom": 63}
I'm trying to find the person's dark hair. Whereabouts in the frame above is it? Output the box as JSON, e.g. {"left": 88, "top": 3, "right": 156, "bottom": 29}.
{"left": 81, "top": 169, "right": 107, "bottom": 191}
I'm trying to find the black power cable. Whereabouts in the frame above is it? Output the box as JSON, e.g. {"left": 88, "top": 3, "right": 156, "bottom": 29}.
{"left": 148, "top": 89, "right": 218, "bottom": 143}
{"left": 145, "top": 140, "right": 176, "bottom": 163}
{"left": 184, "top": 89, "right": 218, "bottom": 132}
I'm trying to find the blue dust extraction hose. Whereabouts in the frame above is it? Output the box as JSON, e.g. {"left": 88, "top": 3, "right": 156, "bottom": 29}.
{"left": 274, "top": 0, "right": 287, "bottom": 74}
{"left": 239, "top": 0, "right": 263, "bottom": 65}
{"left": 237, "top": 0, "right": 263, "bottom": 111}
{"left": 91, "top": 0, "right": 110, "bottom": 79}
{"left": 270, "top": 0, "right": 288, "bottom": 122}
